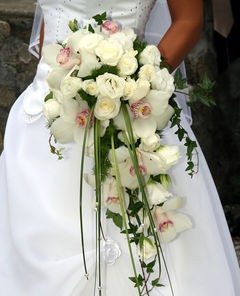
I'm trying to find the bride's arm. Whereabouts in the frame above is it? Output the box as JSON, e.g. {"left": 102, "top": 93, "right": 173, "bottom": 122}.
{"left": 158, "top": 0, "right": 203, "bottom": 72}
{"left": 39, "top": 21, "right": 44, "bottom": 59}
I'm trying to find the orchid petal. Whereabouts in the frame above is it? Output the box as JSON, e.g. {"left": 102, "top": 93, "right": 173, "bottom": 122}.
{"left": 42, "top": 44, "right": 63, "bottom": 68}
{"left": 133, "top": 117, "right": 157, "bottom": 138}
{"left": 154, "top": 105, "right": 175, "bottom": 130}
{"left": 144, "top": 89, "right": 169, "bottom": 116}
{"left": 50, "top": 118, "right": 74, "bottom": 143}
{"left": 167, "top": 211, "right": 193, "bottom": 233}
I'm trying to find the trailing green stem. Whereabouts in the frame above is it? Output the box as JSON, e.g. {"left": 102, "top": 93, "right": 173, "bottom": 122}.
{"left": 94, "top": 118, "right": 102, "bottom": 295}
{"left": 111, "top": 134, "right": 142, "bottom": 296}
{"left": 122, "top": 103, "right": 174, "bottom": 295}
{"left": 79, "top": 105, "right": 95, "bottom": 279}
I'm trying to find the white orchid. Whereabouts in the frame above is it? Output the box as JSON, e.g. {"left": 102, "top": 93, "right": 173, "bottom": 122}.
{"left": 108, "top": 146, "right": 150, "bottom": 189}
{"left": 42, "top": 44, "right": 81, "bottom": 70}
{"left": 50, "top": 98, "right": 94, "bottom": 145}
{"left": 155, "top": 207, "right": 192, "bottom": 243}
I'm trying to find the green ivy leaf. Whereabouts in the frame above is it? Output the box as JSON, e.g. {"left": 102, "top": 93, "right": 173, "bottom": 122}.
{"left": 106, "top": 209, "right": 123, "bottom": 229}
{"left": 68, "top": 19, "right": 79, "bottom": 32}
{"left": 92, "top": 12, "right": 107, "bottom": 25}
{"left": 78, "top": 89, "right": 97, "bottom": 107}
{"left": 174, "top": 68, "right": 188, "bottom": 90}
{"left": 88, "top": 24, "right": 95, "bottom": 33}
{"left": 44, "top": 91, "right": 53, "bottom": 102}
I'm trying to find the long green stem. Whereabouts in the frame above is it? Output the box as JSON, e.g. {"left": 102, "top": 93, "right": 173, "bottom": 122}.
{"left": 111, "top": 134, "right": 141, "bottom": 296}
{"left": 122, "top": 103, "right": 174, "bottom": 295}
{"left": 79, "top": 106, "right": 95, "bottom": 279}
{"left": 94, "top": 118, "right": 102, "bottom": 295}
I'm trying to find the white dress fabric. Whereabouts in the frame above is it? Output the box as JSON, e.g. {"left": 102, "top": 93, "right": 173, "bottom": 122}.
{"left": 0, "top": 0, "right": 239, "bottom": 295}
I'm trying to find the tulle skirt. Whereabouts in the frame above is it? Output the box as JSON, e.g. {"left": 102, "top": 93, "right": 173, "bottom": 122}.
{"left": 0, "top": 61, "right": 239, "bottom": 296}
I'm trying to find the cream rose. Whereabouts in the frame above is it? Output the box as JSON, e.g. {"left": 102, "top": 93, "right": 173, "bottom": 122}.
{"left": 123, "top": 78, "right": 137, "bottom": 101}
{"left": 79, "top": 33, "right": 104, "bottom": 53}
{"left": 139, "top": 133, "right": 161, "bottom": 152}
{"left": 60, "top": 76, "right": 82, "bottom": 99}
{"left": 118, "top": 53, "right": 138, "bottom": 76}
{"left": 96, "top": 73, "right": 125, "bottom": 99}
{"left": 139, "top": 45, "right": 161, "bottom": 66}
{"left": 128, "top": 79, "right": 150, "bottom": 102}
{"left": 94, "top": 95, "right": 121, "bottom": 120}
{"left": 82, "top": 79, "right": 99, "bottom": 96}
{"left": 109, "top": 28, "right": 136, "bottom": 50}
{"left": 156, "top": 145, "right": 181, "bottom": 169}
{"left": 43, "top": 99, "right": 61, "bottom": 121}
{"left": 151, "top": 68, "right": 175, "bottom": 97}
{"left": 95, "top": 39, "right": 123, "bottom": 66}
{"left": 138, "top": 64, "right": 156, "bottom": 81}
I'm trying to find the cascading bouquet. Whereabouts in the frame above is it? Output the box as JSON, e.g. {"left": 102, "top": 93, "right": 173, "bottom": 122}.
{"left": 42, "top": 12, "right": 198, "bottom": 296}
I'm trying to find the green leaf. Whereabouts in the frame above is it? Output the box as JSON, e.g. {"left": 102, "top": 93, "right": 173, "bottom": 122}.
{"left": 88, "top": 24, "right": 95, "bottom": 33}
{"left": 151, "top": 278, "right": 164, "bottom": 287}
{"left": 92, "top": 12, "right": 107, "bottom": 25}
{"left": 106, "top": 209, "right": 123, "bottom": 229}
{"left": 83, "top": 64, "right": 119, "bottom": 81}
{"left": 174, "top": 68, "right": 188, "bottom": 89}
{"left": 78, "top": 89, "right": 97, "bottom": 107}
{"left": 68, "top": 19, "right": 79, "bottom": 32}
{"left": 129, "top": 274, "right": 144, "bottom": 287}
{"left": 44, "top": 91, "right": 53, "bottom": 102}
{"left": 188, "top": 73, "right": 216, "bottom": 107}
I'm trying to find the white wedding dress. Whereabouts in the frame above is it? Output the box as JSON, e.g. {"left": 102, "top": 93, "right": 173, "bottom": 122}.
{"left": 0, "top": 0, "right": 239, "bottom": 295}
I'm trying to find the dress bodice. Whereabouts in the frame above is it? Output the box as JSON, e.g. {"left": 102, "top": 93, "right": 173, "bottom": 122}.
{"left": 38, "top": 0, "right": 156, "bottom": 45}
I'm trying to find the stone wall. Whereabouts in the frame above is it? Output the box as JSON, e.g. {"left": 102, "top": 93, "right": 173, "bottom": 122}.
{"left": 0, "top": 0, "right": 37, "bottom": 150}
{"left": 0, "top": 0, "right": 239, "bottom": 246}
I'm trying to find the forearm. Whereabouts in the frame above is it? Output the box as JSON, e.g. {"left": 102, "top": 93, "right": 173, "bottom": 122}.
{"left": 39, "top": 20, "right": 44, "bottom": 60}
{"left": 158, "top": 0, "right": 203, "bottom": 72}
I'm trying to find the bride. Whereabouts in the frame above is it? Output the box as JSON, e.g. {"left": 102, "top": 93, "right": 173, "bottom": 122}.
{"left": 0, "top": 0, "right": 239, "bottom": 295}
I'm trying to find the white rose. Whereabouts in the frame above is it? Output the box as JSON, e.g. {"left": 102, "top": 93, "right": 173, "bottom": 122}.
{"left": 79, "top": 33, "right": 104, "bottom": 53}
{"left": 128, "top": 79, "right": 150, "bottom": 102}
{"left": 139, "top": 133, "right": 161, "bottom": 152}
{"left": 109, "top": 29, "right": 136, "bottom": 50}
{"left": 156, "top": 145, "right": 181, "bottom": 169}
{"left": 118, "top": 53, "right": 138, "bottom": 76}
{"left": 151, "top": 68, "right": 175, "bottom": 97}
{"left": 123, "top": 78, "right": 137, "bottom": 101}
{"left": 138, "top": 238, "right": 157, "bottom": 260}
{"left": 43, "top": 99, "right": 61, "bottom": 121}
{"left": 95, "top": 39, "right": 123, "bottom": 66}
{"left": 67, "top": 29, "right": 88, "bottom": 54}
{"left": 138, "top": 64, "right": 156, "bottom": 81}
{"left": 82, "top": 79, "right": 99, "bottom": 96}
{"left": 94, "top": 95, "right": 121, "bottom": 120}
{"left": 97, "top": 73, "right": 125, "bottom": 100}
{"left": 145, "top": 181, "right": 172, "bottom": 207}
{"left": 60, "top": 76, "right": 82, "bottom": 99}
{"left": 139, "top": 45, "right": 161, "bottom": 66}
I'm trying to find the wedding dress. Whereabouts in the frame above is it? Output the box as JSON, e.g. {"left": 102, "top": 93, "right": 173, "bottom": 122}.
{"left": 0, "top": 0, "right": 239, "bottom": 295}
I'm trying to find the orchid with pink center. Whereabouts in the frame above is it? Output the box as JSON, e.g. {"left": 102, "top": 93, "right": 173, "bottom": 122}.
{"left": 43, "top": 44, "right": 81, "bottom": 70}
{"left": 108, "top": 146, "right": 150, "bottom": 189}
{"left": 154, "top": 208, "right": 192, "bottom": 243}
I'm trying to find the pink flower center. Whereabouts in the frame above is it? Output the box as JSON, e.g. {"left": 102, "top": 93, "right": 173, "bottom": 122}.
{"left": 102, "top": 20, "right": 119, "bottom": 34}
{"left": 107, "top": 196, "right": 119, "bottom": 204}
{"left": 56, "top": 47, "right": 72, "bottom": 65}
{"left": 75, "top": 109, "right": 93, "bottom": 128}
{"left": 129, "top": 165, "right": 147, "bottom": 176}
{"left": 130, "top": 101, "right": 152, "bottom": 119}
{"left": 159, "top": 220, "right": 174, "bottom": 232}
